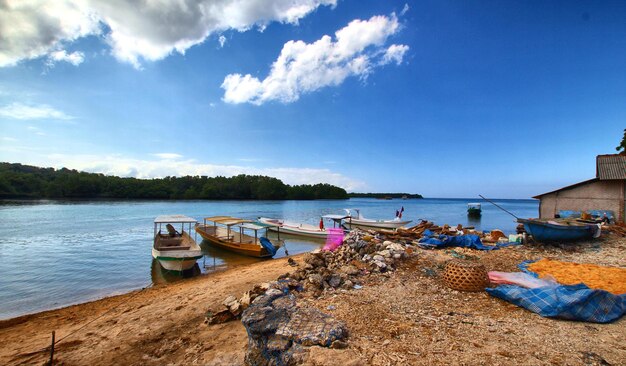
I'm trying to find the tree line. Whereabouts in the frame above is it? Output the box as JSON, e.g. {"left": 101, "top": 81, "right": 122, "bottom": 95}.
{"left": 0, "top": 163, "right": 348, "bottom": 200}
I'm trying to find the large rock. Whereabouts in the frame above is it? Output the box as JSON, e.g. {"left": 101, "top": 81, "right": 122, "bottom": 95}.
{"left": 308, "top": 273, "right": 323, "bottom": 288}
{"left": 242, "top": 290, "right": 348, "bottom": 366}
{"left": 223, "top": 295, "right": 243, "bottom": 316}
{"left": 328, "top": 274, "right": 342, "bottom": 288}
{"left": 386, "top": 242, "right": 404, "bottom": 252}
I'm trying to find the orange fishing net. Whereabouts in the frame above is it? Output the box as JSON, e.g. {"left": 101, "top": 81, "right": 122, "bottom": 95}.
{"left": 528, "top": 259, "right": 626, "bottom": 295}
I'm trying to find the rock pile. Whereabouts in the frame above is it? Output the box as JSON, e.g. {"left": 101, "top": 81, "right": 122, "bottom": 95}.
{"left": 241, "top": 286, "right": 348, "bottom": 366}
{"left": 206, "top": 230, "right": 414, "bottom": 325}
{"left": 210, "top": 230, "right": 415, "bottom": 365}
{"left": 283, "top": 230, "right": 413, "bottom": 297}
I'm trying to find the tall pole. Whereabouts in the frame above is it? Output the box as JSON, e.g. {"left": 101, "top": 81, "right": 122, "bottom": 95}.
{"left": 479, "top": 195, "right": 519, "bottom": 219}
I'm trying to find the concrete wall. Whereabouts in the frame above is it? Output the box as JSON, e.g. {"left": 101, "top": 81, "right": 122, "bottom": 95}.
{"left": 538, "top": 180, "right": 626, "bottom": 223}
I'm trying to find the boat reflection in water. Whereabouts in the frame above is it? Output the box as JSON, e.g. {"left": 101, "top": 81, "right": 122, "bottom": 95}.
{"left": 151, "top": 259, "right": 201, "bottom": 285}
{"left": 467, "top": 215, "right": 481, "bottom": 228}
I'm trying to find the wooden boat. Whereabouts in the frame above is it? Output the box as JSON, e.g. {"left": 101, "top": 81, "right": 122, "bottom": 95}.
{"left": 257, "top": 215, "right": 348, "bottom": 239}
{"left": 343, "top": 209, "right": 411, "bottom": 230}
{"left": 517, "top": 218, "right": 600, "bottom": 242}
{"left": 152, "top": 215, "right": 203, "bottom": 271}
{"left": 195, "top": 216, "right": 279, "bottom": 258}
{"left": 467, "top": 203, "right": 482, "bottom": 217}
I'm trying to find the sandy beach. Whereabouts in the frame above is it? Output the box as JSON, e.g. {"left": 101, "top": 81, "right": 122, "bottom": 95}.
{"left": 0, "top": 257, "right": 296, "bottom": 365}
{"left": 1, "top": 234, "right": 625, "bottom": 366}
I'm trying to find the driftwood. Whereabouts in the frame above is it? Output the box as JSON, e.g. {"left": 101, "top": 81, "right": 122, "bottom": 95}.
{"left": 606, "top": 223, "right": 626, "bottom": 237}
{"left": 369, "top": 220, "right": 482, "bottom": 241}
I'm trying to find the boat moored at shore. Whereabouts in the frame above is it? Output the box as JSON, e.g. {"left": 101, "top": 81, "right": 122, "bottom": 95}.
{"left": 196, "top": 216, "right": 280, "bottom": 258}
{"left": 517, "top": 218, "right": 600, "bottom": 242}
{"left": 152, "top": 215, "right": 203, "bottom": 272}
{"left": 343, "top": 208, "right": 411, "bottom": 230}
{"left": 257, "top": 215, "right": 348, "bottom": 239}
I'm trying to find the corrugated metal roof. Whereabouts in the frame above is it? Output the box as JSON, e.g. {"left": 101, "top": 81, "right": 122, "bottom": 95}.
{"left": 596, "top": 154, "right": 626, "bottom": 180}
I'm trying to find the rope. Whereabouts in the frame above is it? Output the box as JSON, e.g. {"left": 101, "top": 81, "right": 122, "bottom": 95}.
{"left": 37, "top": 283, "right": 153, "bottom": 354}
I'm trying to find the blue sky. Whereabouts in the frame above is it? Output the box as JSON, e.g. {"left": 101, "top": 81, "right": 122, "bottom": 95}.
{"left": 0, "top": 0, "right": 624, "bottom": 198}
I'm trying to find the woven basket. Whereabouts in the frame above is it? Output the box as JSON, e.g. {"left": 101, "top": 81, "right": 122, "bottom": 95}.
{"left": 442, "top": 260, "right": 488, "bottom": 292}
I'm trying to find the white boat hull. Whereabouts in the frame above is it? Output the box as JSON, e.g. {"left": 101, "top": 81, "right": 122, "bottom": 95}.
{"left": 258, "top": 217, "right": 342, "bottom": 239}
{"left": 269, "top": 225, "right": 329, "bottom": 239}
{"left": 344, "top": 219, "right": 411, "bottom": 230}
{"left": 152, "top": 248, "right": 203, "bottom": 271}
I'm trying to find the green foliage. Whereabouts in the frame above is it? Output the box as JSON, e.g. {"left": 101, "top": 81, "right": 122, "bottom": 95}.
{"left": 617, "top": 129, "right": 626, "bottom": 152}
{"left": 0, "top": 163, "right": 348, "bottom": 200}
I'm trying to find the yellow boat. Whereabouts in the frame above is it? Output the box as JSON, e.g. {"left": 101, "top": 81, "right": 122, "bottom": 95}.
{"left": 195, "top": 216, "right": 279, "bottom": 258}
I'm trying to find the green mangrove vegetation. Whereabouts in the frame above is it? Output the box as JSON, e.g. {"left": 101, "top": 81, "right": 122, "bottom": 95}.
{"left": 0, "top": 163, "right": 348, "bottom": 200}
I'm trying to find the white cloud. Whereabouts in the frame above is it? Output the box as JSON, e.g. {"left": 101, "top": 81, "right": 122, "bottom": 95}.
{"left": 400, "top": 3, "right": 410, "bottom": 16}
{"left": 41, "top": 153, "right": 365, "bottom": 191}
{"left": 47, "top": 50, "right": 85, "bottom": 66}
{"left": 27, "top": 126, "right": 45, "bottom": 136}
{"left": 0, "top": 0, "right": 100, "bottom": 67}
{"left": 0, "top": 0, "right": 337, "bottom": 68}
{"left": 0, "top": 102, "right": 73, "bottom": 120}
{"left": 218, "top": 35, "right": 227, "bottom": 48}
{"left": 152, "top": 153, "right": 183, "bottom": 160}
{"left": 221, "top": 14, "right": 409, "bottom": 105}
{"left": 381, "top": 44, "right": 409, "bottom": 65}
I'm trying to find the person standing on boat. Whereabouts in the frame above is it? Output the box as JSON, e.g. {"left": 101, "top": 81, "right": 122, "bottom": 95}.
{"left": 319, "top": 217, "right": 325, "bottom": 230}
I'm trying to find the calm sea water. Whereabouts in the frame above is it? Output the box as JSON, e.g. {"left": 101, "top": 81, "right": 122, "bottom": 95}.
{"left": 0, "top": 198, "right": 537, "bottom": 319}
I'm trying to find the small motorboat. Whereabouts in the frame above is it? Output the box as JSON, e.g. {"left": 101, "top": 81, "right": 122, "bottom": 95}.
{"left": 195, "top": 216, "right": 280, "bottom": 258}
{"left": 343, "top": 209, "right": 411, "bottom": 230}
{"left": 517, "top": 218, "right": 600, "bottom": 242}
{"left": 152, "top": 215, "right": 203, "bottom": 271}
{"left": 257, "top": 215, "right": 348, "bottom": 239}
{"left": 467, "top": 203, "right": 482, "bottom": 217}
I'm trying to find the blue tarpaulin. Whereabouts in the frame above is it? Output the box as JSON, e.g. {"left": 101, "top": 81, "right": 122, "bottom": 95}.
{"left": 486, "top": 284, "right": 626, "bottom": 323}
{"left": 418, "top": 231, "right": 518, "bottom": 251}
{"left": 558, "top": 210, "right": 614, "bottom": 220}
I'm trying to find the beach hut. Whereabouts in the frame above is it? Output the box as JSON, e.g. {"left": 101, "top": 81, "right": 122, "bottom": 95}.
{"left": 533, "top": 154, "right": 626, "bottom": 224}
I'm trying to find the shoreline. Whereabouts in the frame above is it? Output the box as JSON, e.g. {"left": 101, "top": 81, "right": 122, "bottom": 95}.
{"left": 0, "top": 256, "right": 267, "bottom": 322}
{"left": 0, "top": 253, "right": 303, "bottom": 326}
{"left": 0, "top": 255, "right": 300, "bottom": 365}
{"left": 2, "top": 235, "right": 623, "bottom": 365}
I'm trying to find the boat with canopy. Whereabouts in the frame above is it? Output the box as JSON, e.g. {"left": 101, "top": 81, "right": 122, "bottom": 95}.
{"left": 152, "top": 215, "right": 203, "bottom": 271}
{"left": 195, "top": 216, "right": 280, "bottom": 258}
{"left": 467, "top": 203, "right": 482, "bottom": 217}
